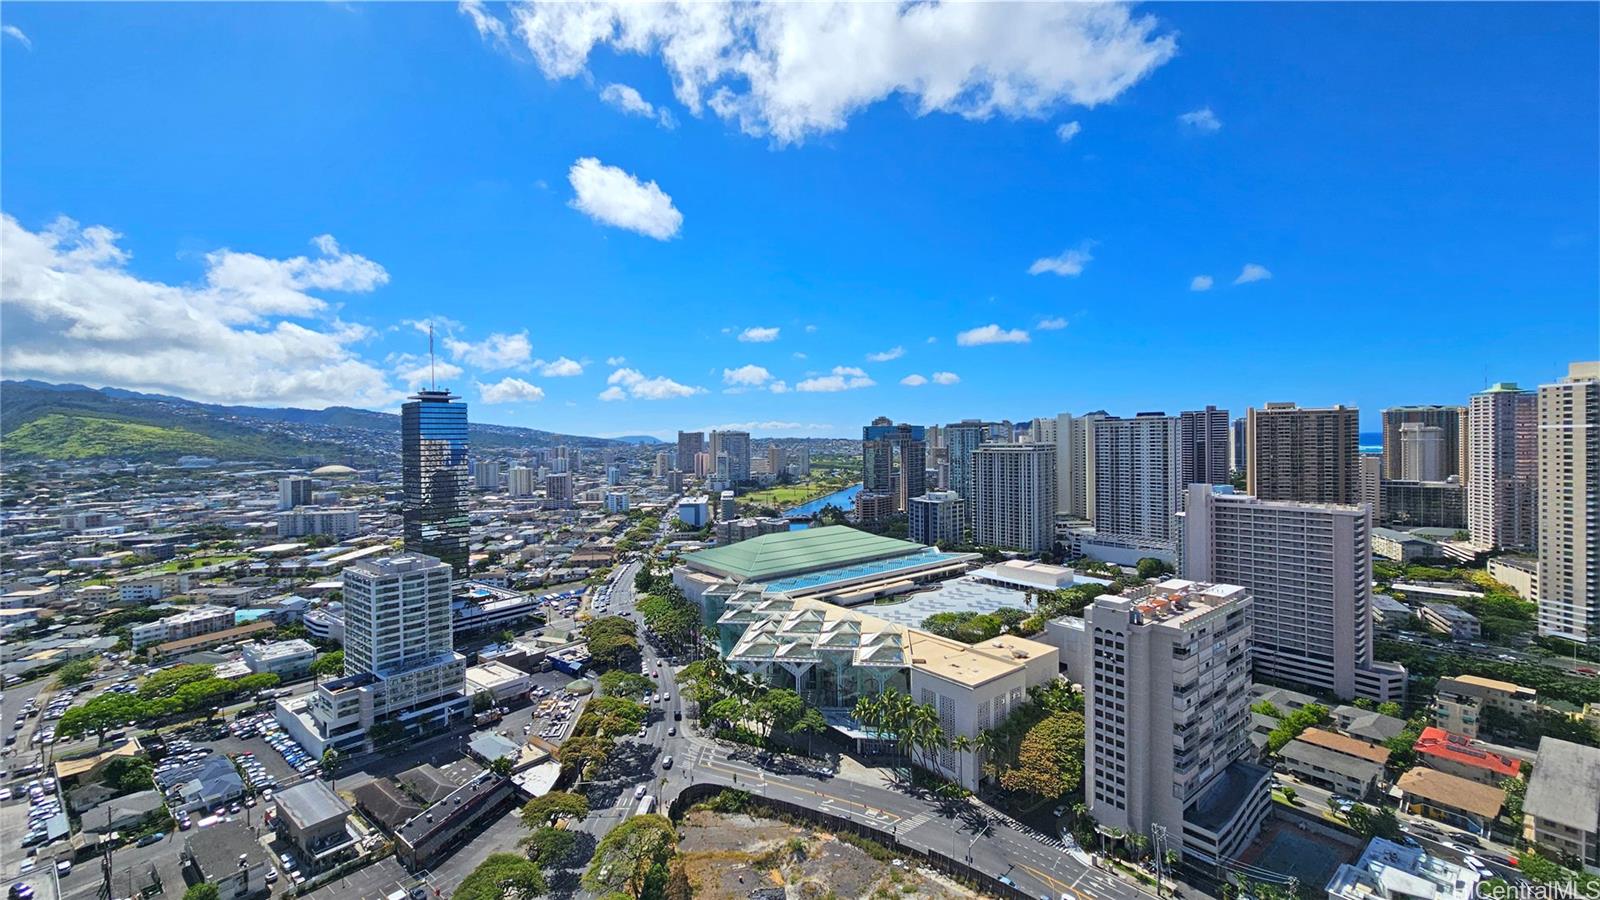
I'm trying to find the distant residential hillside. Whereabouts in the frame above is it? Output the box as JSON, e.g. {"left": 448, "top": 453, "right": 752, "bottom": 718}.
{"left": 0, "top": 380, "right": 627, "bottom": 463}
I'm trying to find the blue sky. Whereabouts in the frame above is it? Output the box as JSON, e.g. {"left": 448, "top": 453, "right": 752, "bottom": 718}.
{"left": 2, "top": 2, "right": 1595, "bottom": 438}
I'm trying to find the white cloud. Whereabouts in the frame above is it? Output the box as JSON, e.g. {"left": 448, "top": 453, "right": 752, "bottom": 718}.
{"left": 694, "top": 420, "right": 834, "bottom": 435}
{"left": 1029, "top": 241, "right": 1094, "bottom": 277}
{"left": 535, "top": 356, "right": 584, "bottom": 377}
{"left": 791, "top": 351, "right": 807, "bottom": 360}
{"left": 391, "top": 353, "right": 465, "bottom": 391}
{"left": 926, "top": 336, "right": 937, "bottom": 344}
{"left": 491, "top": 2, "right": 1176, "bottom": 145}
{"left": 3, "top": 25, "right": 31, "bottom": 49}
{"left": 902, "top": 371, "right": 958, "bottom": 387}
{"left": 1179, "top": 106, "right": 1221, "bottom": 132}
{"left": 721, "top": 364, "right": 772, "bottom": 387}
{"left": 0, "top": 214, "right": 400, "bottom": 407}
{"left": 931, "top": 371, "right": 960, "bottom": 385}
{"left": 458, "top": 0, "right": 507, "bottom": 46}
{"left": 900, "top": 374, "right": 928, "bottom": 387}
{"left": 599, "top": 82, "right": 678, "bottom": 129}
{"left": 1190, "top": 274, "right": 1214, "bottom": 292}
{"left": 866, "top": 346, "right": 904, "bottom": 362}
{"left": 1056, "top": 121, "right": 1081, "bottom": 142}
{"left": 804, "top": 324, "right": 817, "bottom": 333}
{"left": 603, "top": 366, "right": 704, "bottom": 400}
{"left": 768, "top": 380, "right": 789, "bottom": 394}
{"left": 567, "top": 157, "right": 683, "bottom": 240}
{"left": 478, "top": 377, "right": 545, "bottom": 404}
{"left": 443, "top": 330, "right": 533, "bottom": 370}
{"left": 737, "top": 325, "right": 779, "bottom": 343}
{"left": 1037, "top": 317, "right": 1068, "bottom": 330}
{"left": 1234, "top": 263, "right": 1272, "bottom": 285}
{"left": 796, "top": 366, "right": 875, "bottom": 393}
{"left": 956, "top": 324, "right": 1030, "bottom": 346}
{"left": 606, "top": 355, "right": 627, "bottom": 366}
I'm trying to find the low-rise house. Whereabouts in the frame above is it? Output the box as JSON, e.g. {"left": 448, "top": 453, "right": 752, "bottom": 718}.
{"left": 1332, "top": 705, "right": 1407, "bottom": 743}
{"left": 1325, "top": 836, "right": 1479, "bottom": 900}
{"left": 241, "top": 639, "right": 314, "bottom": 677}
{"left": 1522, "top": 737, "right": 1600, "bottom": 871}
{"left": 1278, "top": 728, "right": 1390, "bottom": 799}
{"left": 78, "top": 789, "right": 166, "bottom": 835}
{"left": 393, "top": 773, "right": 516, "bottom": 869}
{"left": 272, "top": 779, "right": 356, "bottom": 874}
{"left": 1372, "top": 528, "right": 1441, "bottom": 563}
{"left": 1417, "top": 604, "right": 1479, "bottom": 640}
{"left": 181, "top": 820, "right": 270, "bottom": 900}
{"left": 1412, "top": 727, "right": 1522, "bottom": 785}
{"left": 1432, "top": 675, "right": 1539, "bottom": 740}
{"left": 1396, "top": 767, "right": 1505, "bottom": 836}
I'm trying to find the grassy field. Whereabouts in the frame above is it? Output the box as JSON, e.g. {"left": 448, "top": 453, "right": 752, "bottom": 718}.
{"left": 159, "top": 554, "right": 249, "bottom": 572}
{"left": 740, "top": 478, "right": 854, "bottom": 510}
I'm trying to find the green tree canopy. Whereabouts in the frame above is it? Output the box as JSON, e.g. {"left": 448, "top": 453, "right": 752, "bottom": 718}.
{"left": 520, "top": 791, "right": 590, "bottom": 828}
{"left": 455, "top": 853, "right": 547, "bottom": 900}
{"left": 584, "top": 814, "right": 677, "bottom": 897}
{"left": 998, "top": 711, "right": 1085, "bottom": 799}
{"left": 599, "top": 670, "right": 655, "bottom": 700}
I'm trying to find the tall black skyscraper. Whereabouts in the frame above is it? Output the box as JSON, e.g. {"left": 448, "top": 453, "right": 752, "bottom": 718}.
{"left": 1178, "top": 405, "right": 1232, "bottom": 488}
{"left": 402, "top": 389, "right": 470, "bottom": 576}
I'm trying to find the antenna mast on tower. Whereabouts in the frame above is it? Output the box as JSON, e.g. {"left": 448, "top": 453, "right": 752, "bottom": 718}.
{"left": 429, "top": 324, "right": 437, "bottom": 390}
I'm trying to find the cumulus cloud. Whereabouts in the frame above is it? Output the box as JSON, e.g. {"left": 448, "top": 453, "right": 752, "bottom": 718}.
{"left": 694, "top": 420, "right": 833, "bottom": 435}
{"left": 606, "top": 355, "right": 627, "bottom": 366}
{"left": 1179, "top": 106, "right": 1221, "bottom": 132}
{"left": 535, "top": 356, "right": 584, "bottom": 377}
{"left": 3, "top": 25, "right": 31, "bottom": 49}
{"left": 721, "top": 364, "right": 772, "bottom": 387}
{"left": 1190, "top": 275, "right": 1214, "bottom": 292}
{"left": 478, "top": 377, "right": 545, "bottom": 403}
{"left": 796, "top": 366, "right": 875, "bottom": 393}
{"left": 0, "top": 214, "right": 400, "bottom": 407}
{"left": 1234, "top": 263, "right": 1272, "bottom": 285}
{"left": 474, "top": 2, "right": 1176, "bottom": 145}
{"left": 1037, "top": 317, "right": 1068, "bottom": 330}
{"left": 1056, "top": 121, "right": 1081, "bottom": 142}
{"left": 737, "top": 326, "right": 779, "bottom": 343}
{"left": 956, "top": 324, "right": 1030, "bottom": 346}
{"left": 900, "top": 374, "right": 928, "bottom": 387}
{"left": 903, "top": 371, "right": 959, "bottom": 387}
{"left": 391, "top": 353, "right": 465, "bottom": 391}
{"left": 443, "top": 330, "right": 534, "bottom": 370}
{"left": 599, "top": 82, "right": 677, "bottom": 128}
{"left": 567, "top": 157, "right": 683, "bottom": 240}
{"left": 931, "top": 371, "right": 960, "bottom": 385}
{"left": 768, "top": 380, "right": 789, "bottom": 394}
{"left": 1028, "top": 241, "right": 1094, "bottom": 277}
{"left": 603, "top": 367, "right": 704, "bottom": 400}
{"left": 866, "top": 346, "right": 904, "bottom": 362}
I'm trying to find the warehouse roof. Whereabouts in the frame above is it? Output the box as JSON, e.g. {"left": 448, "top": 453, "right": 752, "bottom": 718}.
{"left": 684, "top": 526, "right": 928, "bottom": 582}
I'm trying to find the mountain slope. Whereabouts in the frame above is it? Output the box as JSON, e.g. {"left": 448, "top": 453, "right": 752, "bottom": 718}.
{"left": 0, "top": 380, "right": 628, "bottom": 462}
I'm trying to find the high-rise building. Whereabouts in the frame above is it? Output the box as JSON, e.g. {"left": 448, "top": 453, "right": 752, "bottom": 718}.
{"left": 972, "top": 443, "right": 1056, "bottom": 553}
{"left": 401, "top": 389, "right": 469, "bottom": 576}
{"left": 1399, "top": 423, "right": 1446, "bottom": 482}
{"left": 793, "top": 445, "right": 811, "bottom": 478}
{"left": 279, "top": 476, "right": 314, "bottom": 511}
{"left": 766, "top": 445, "right": 785, "bottom": 479}
{"left": 655, "top": 451, "right": 671, "bottom": 478}
{"left": 944, "top": 420, "right": 988, "bottom": 530}
{"left": 288, "top": 553, "right": 468, "bottom": 754}
{"left": 1090, "top": 413, "right": 1181, "bottom": 547}
{"left": 908, "top": 491, "right": 965, "bottom": 546}
{"left": 1538, "top": 362, "right": 1600, "bottom": 643}
{"left": 1084, "top": 580, "right": 1268, "bottom": 865}
{"left": 676, "top": 431, "right": 704, "bottom": 475}
{"left": 507, "top": 466, "right": 537, "bottom": 498}
{"left": 863, "top": 417, "right": 927, "bottom": 512}
{"left": 694, "top": 451, "right": 710, "bottom": 478}
{"left": 1054, "top": 412, "right": 1106, "bottom": 521}
{"left": 544, "top": 472, "right": 573, "bottom": 505}
{"left": 666, "top": 470, "right": 684, "bottom": 494}
{"left": 472, "top": 460, "right": 500, "bottom": 490}
{"left": 1231, "top": 417, "right": 1247, "bottom": 475}
{"left": 1382, "top": 406, "right": 1466, "bottom": 482}
{"left": 709, "top": 430, "right": 751, "bottom": 484}
{"left": 1382, "top": 479, "right": 1466, "bottom": 529}
{"left": 1467, "top": 383, "right": 1538, "bottom": 552}
{"left": 1246, "top": 402, "right": 1360, "bottom": 505}
{"left": 606, "top": 464, "right": 623, "bottom": 486}
{"left": 1178, "top": 406, "right": 1231, "bottom": 488}
{"left": 1179, "top": 484, "right": 1405, "bottom": 702}
{"left": 277, "top": 507, "right": 361, "bottom": 538}
{"left": 1029, "top": 417, "right": 1058, "bottom": 444}
{"left": 1360, "top": 454, "right": 1383, "bottom": 522}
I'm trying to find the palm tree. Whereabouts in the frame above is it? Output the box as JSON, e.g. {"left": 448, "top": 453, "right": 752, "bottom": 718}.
{"left": 973, "top": 729, "right": 999, "bottom": 785}
{"left": 949, "top": 734, "right": 973, "bottom": 791}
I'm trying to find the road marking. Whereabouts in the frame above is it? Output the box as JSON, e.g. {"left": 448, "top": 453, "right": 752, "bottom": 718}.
{"left": 1019, "top": 862, "right": 1085, "bottom": 899}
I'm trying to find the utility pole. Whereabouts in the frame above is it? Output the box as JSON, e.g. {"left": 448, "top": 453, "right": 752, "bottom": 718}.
{"left": 1152, "top": 823, "right": 1173, "bottom": 898}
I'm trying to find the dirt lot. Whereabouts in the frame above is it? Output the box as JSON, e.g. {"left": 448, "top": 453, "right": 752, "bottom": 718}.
{"left": 676, "top": 810, "right": 983, "bottom": 900}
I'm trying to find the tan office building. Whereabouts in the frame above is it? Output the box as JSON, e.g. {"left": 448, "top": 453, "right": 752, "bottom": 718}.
{"left": 1467, "top": 383, "right": 1538, "bottom": 552}
{"left": 1537, "top": 362, "right": 1600, "bottom": 643}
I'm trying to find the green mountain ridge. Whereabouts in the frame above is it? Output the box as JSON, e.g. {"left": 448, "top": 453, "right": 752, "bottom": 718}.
{"left": 0, "top": 380, "right": 629, "bottom": 463}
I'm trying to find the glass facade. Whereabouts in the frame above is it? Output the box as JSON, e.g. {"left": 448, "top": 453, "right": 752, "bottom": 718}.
{"left": 402, "top": 390, "right": 469, "bottom": 575}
